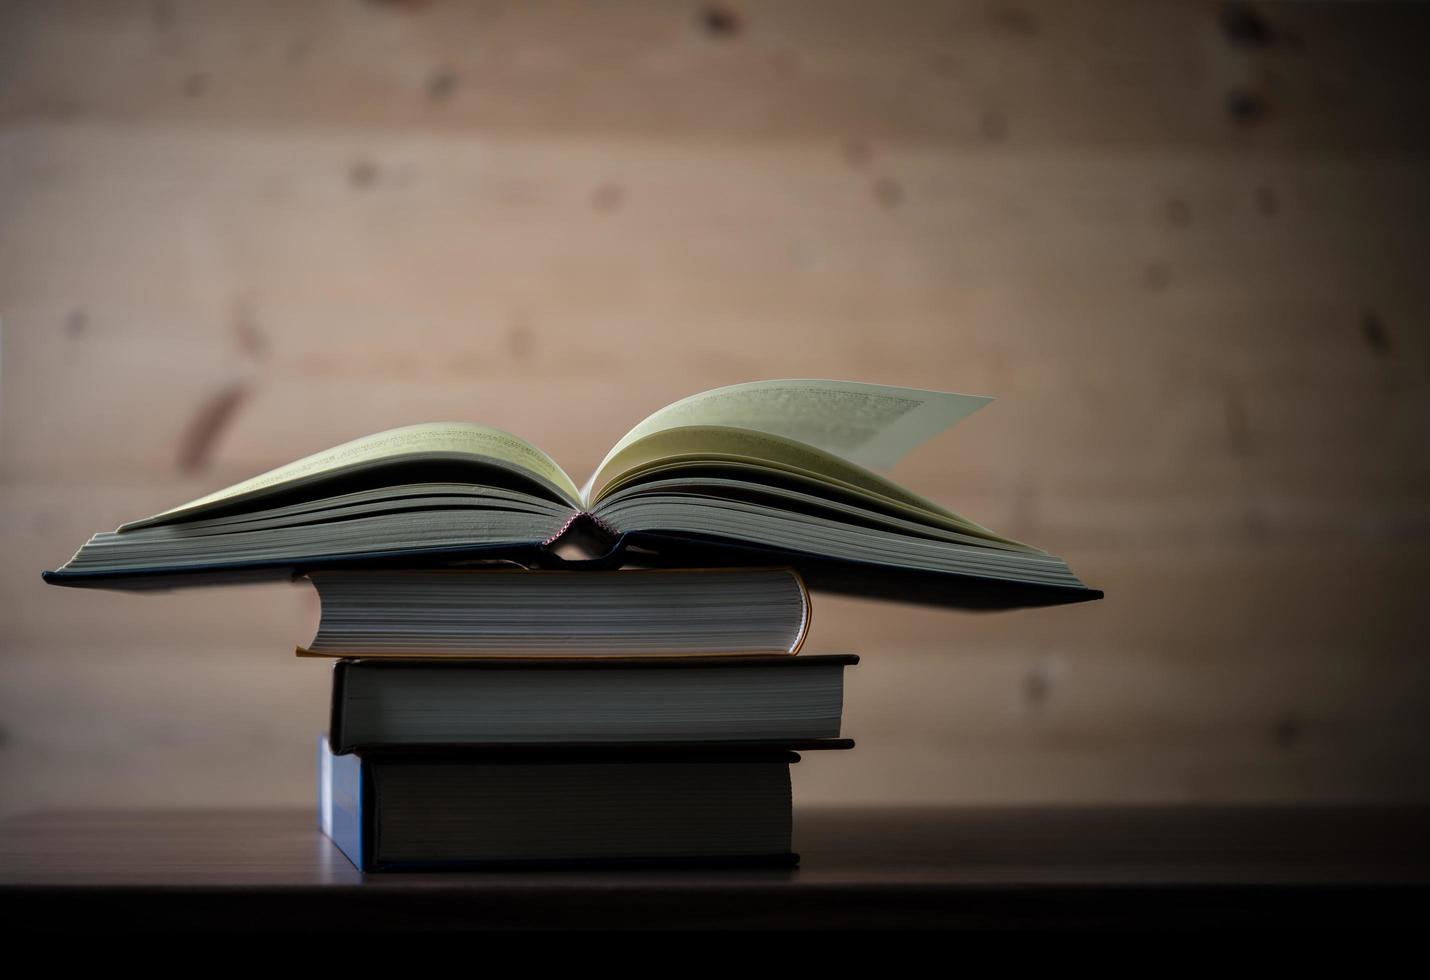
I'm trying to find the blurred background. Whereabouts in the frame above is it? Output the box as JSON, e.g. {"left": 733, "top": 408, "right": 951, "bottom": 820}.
{"left": 2, "top": 0, "right": 1428, "bottom": 817}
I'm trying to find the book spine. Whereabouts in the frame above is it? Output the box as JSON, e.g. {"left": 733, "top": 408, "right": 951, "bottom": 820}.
{"left": 535, "top": 513, "right": 625, "bottom": 566}
{"left": 317, "top": 736, "right": 367, "bottom": 871}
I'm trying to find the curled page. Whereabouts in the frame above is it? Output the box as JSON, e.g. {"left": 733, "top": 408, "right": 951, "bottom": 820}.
{"left": 587, "top": 380, "right": 991, "bottom": 499}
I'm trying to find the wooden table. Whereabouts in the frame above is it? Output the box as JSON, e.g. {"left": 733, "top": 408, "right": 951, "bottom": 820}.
{"left": 1, "top": 807, "right": 1426, "bottom": 931}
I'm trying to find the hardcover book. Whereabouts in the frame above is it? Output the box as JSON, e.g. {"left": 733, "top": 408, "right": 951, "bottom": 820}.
{"left": 300, "top": 567, "right": 811, "bottom": 658}
{"left": 326, "top": 654, "right": 858, "bottom": 752}
{"left": 44, "top": 380, "right": 1101, "bottom": 608}
{"left": 317, "top": 738, "right": 815, "bottom": 870}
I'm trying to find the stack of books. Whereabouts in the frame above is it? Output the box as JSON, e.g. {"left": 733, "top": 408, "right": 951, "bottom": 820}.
{"left": 310, "top": 567, "right": 855, "bottom": 869}
{"left": 43, "top": 380, "right": 1099, "bottom": 869}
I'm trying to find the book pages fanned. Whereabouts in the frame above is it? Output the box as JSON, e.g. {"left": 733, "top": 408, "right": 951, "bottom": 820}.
{"left": 124, "top": 422, "right": 582, "bottom": 530}
{"left": 585, "top": 380, "right": 991, "bottom": 500}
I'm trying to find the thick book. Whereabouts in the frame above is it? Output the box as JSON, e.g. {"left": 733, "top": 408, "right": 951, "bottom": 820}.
{"left": 327, "top": 654, "right": 858, "bottom": 752}
{"left": 299, "top": 567, "right": 810, "bottom": 659}
{"left": 43, "top": 379, "right": 1101, "bottom": 609}
{"left": 317, "top": 738, "right": 813, "bottom": 870}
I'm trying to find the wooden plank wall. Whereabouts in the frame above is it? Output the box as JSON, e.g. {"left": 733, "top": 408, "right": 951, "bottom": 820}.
{"left": 1, "top": 0, "right": 1428, "bottom": 815}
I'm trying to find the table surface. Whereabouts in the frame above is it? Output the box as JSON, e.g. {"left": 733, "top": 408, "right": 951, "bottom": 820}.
{"left": 2, "top": 806, "right": 1427, "bottom": 931}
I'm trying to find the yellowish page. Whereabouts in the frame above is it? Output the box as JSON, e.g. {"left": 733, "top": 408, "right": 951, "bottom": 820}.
{"left": 122, "top": 422, "right": 580, "bottom": 531}
{"left": 583, "top": 379, "right": 990, "bottom": 501}
{"left": 590, "top": 425, "right": 1035, "bottom": 550}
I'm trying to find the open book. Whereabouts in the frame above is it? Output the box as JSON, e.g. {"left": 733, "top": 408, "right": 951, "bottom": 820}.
{"left": 43, "top": 380, "right": 1099, "bottom": 608}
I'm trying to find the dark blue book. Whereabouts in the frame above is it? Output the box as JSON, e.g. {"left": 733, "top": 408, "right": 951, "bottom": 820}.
{"left": 317, "top": 738, "right": 813, "bottom": 871}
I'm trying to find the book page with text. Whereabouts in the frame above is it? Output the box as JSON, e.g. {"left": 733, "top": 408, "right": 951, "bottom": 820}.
{"left": 583, "top": 380, "right": 991, "bottom": 503}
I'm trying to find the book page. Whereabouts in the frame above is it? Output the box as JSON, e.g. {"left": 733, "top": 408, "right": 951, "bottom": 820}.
{"left": 123, "top": 422, "right": 581, "bottom": 530}
{"left": 584, "top": 380, "right": 990, "bottom": 501}
{"left": 589, "top": 424, "right": 1032, "bottom": 549}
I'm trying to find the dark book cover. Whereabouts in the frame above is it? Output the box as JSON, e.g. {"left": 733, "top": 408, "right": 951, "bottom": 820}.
{"left": 44, "top": 528, "right": 1101, "bottom": 609}
{"left": 316, "top": 738, "right": 823, "bottom": 871}
{"left": 328, "top": 654, "right": 860, "bottom": 754}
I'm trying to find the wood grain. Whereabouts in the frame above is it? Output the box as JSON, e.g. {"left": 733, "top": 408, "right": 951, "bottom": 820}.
{"left": 2, "top": 0, "right": 1428, "bottom": 814}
